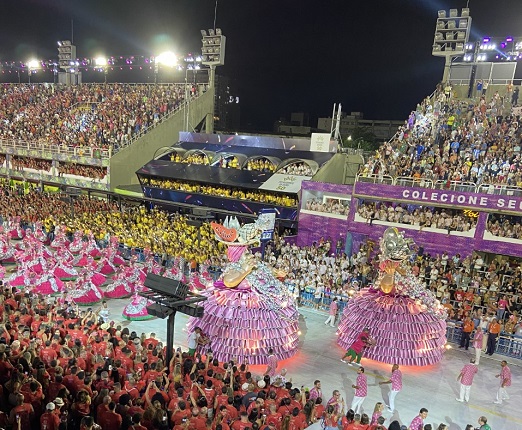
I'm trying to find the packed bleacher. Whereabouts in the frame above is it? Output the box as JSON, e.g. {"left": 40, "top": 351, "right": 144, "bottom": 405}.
{"left": 486, "top": 213, "right": 522, "bottom": 239}
{"left": 148, "top": 179, "right": 298, "bottom": 207}
{"left": 0, "top": 83, "right": 189, "bottom": 151}
{"left": 10, "top": 157, "right": 52, "bottom": 172}
{"left": 361, "top": 85, "right": 522, "bottom": 188}
{"left": 302, "top": 198, "right": 350, "bottom": 216}
{"left": 57, "top": 164, "right": 107, "bottom": 181}
{"left": 0, "top": 186, "right": 116, "bottom": 224}
{"left": 277, "top": 162, "right": 313, "bottom": 177}
{"left": 356, "top": 201, "right": 478, "bottom": 232}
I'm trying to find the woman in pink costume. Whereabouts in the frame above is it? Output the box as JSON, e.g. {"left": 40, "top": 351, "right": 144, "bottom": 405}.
{"left": 30, "top": 272, "right": 65, "bottom": 296}
{"left": 79, "top": 257, "right": 106, "bottom": 287}
{"left": 67, "top": 273, "right": 103, "bottom": 306}
{"left": 33, "top": 221, "right": 48, "bottom": 243}
{"left": 104, "top": 259, "right": 140, "bottom": 299}
{"left": 122, "top": 291, "right": 155, "bottom": 321}
{"left": 142, "top": 249, "right": 163, "bottom": 275}
{"left": 50, "top": 255, "right": 78, "bottom": 281}
{"left": 163, "top": 265, "right": 187, "bottom": 283}
{"left": 107, "top": 236, "right": 126, "bottom": 266}
{"left": 0, "top": 227, "right": 16, "bottom": 263}
{"left": 86, "top": 233, "right": 102, "bottom": 259}
{"left": 189, "top": 271, "right": 213, "bottom": 291}
{"left": 97, "top": 246, "right": 121, "bottom": 275}
{"left": 7, "top": 217, "right": 24, "bottom": 240}
{"left": 337, "top": 228, "right": 447, "bottom": 367}
{"left": 69, "top": 231, "right": 85, "bottom": 254}
{"left": 50, "top": 225, "right": 69, "bottom": 250}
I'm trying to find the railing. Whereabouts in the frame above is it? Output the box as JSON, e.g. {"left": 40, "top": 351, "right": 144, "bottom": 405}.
{"left": 477, "top": 183, "right": 522, "bottom": 197}
{"left": 446, "top": 323, "right": 522, "bottom": 360}
{"left": 0, "top": 139, "right": 111, "bottom": 161}
{"left": 355, "top": 173, "right": 522, "bottom": 197}
{"left": 356, "top": 174, "right": 394, "bottom": 185}
{"left": 395, "top": 177, "right": 434, "bottom": 188}
{"left": 434, "top": 180, "right": 477, "bottom": 193}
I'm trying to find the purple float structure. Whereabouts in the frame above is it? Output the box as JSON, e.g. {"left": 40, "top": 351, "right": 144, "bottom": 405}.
{"left": 337, "top": 227, "right": 447, "bottom": 366}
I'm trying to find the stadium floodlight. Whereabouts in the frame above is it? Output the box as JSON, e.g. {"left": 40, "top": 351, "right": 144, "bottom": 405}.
{"left": 216, "top": 28, "right": 222, "bottom": 35}
{"left": 155, "top": 51, "right": 178, "bottom": 67}
{"left": 201, "top": 30, "right": 207, "bottom": 37}
{"left": 433, "top": 8, "right": 472, "bottom": 83}
{"left": 26, "top": 59, "right": 40, "bottom": 70}
{"left": 95, "top": 57, "right": 107, "bottom": 66}
{"left": 208, "top": 28, "right": 215, "bottom": 36}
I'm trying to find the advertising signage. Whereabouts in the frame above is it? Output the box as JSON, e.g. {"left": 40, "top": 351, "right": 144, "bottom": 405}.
{"left": 354, "top": 182, "right": 522, "bottom": 213}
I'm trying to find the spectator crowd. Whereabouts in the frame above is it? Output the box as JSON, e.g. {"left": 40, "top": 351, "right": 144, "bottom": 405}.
{"left": 0, "top": 83, "right": 189, "bottom": 151}
{"left": 486, "top": 213, "right": 522, "bottom": 240}
{"left": 361, "top": 83, "right": 522, "bottom": 189}
{"left": 356, "top": 201, "right": 478, "bottom": 232}
{"left": 147, "top": 179, "right": 298, "bottom": 207}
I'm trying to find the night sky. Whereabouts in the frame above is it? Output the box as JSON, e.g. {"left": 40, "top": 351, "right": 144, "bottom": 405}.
{"left": 1, "top": 0, "right": 522, "bottom": 130}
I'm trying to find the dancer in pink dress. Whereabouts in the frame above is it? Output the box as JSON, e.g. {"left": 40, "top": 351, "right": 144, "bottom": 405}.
{"left": 7, "top": 217, "right": 24, "bottom": 240}
{"left": 50, "top": 225, "right": 69, "bottom": 250}
{"left": 337, "top": 228, "right": 447, "bottom": 366}
{"left": 33, "top": 221, "right": 48, "bottom": 243}
{"left": 163, "top": 265, "right": 187, "bottom": 283}
{"left": 67, "top": 273, "right": 103, "bottom": 306}
{"left": 86, "top": 233, "right": 102, "bottom": 259}
{"left": 50, "top": 255, "right": 78, "bottom": 281}
{"left": 69, "top": 231, "right": 85, "bottom": 254}
{"left": 30, "top": 272, "right": 65, "bottom": 296}
{"left": 0, "top": 227, "right": 16, "bottom": 263}
{"left": 122, "top": 291, "right": 155, "bottom": 321}
{"left": 97, "top": 246, "right": 120, "bottom": 275}
{"left": 79, "top": 258, "right": 106, "bottom": 288}
{"left": 104, "top": 261, "right": 139, "bottom": 299}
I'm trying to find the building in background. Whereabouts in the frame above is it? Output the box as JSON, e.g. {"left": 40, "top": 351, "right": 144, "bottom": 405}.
{"left": 317, "top": 112, "right": 403, "bottom": 141}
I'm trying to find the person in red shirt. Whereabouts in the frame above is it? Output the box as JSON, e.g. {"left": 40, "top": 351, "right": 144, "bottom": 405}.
{"left": 171, "top": 400, "right": 192, "bottom": 426}
{"left": 40, "top": 402, "right": 61, "bottom": 430}
{"left": 188, "top": 407, "right": 207, "bottom": 430}
{"left": 231, "top": 411, "right": 251, "bottom": 430}
{"left": 129, "top": 412, "right": 147, "bottom": 430}
{"left": 8, "top": 393, "right": 34, "bottom": 430}
{"left": 142, "top": 333, "right": 159, "bottom": 350}
{"left": 97, "top": 401, "right": 122, "bottom": 430}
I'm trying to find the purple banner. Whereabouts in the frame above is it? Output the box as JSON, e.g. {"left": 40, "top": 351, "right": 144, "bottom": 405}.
{"left": 354, "top": 182, "right": 522, "bottom": 213}
{"left": 296, "top": 182, "right": 522, "bottom": 259}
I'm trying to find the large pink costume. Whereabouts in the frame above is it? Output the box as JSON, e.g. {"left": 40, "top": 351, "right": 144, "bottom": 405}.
{"left": 337, "top": 228, "right": 447, "bottom": 366}
{"left": 187, "top": 218, "right": 299, "bottom": 365}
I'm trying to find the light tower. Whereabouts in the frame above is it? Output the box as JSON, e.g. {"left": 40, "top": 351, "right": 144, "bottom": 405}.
{"left": 201, "top": 28, "right": 226, "bottom": 133}
{"left": 432, "top": 8, "right": 472, "bottom": 83}
{"left": 57, "top": 40, "right": 81, "bottom": 85}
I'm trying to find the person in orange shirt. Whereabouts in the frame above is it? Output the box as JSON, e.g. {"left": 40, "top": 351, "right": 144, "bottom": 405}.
{"left": 459, "top": 316, "right": 474, "bottom": 350}
{"left": 486, "top": 318, "right": 501, "bottom": 355}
